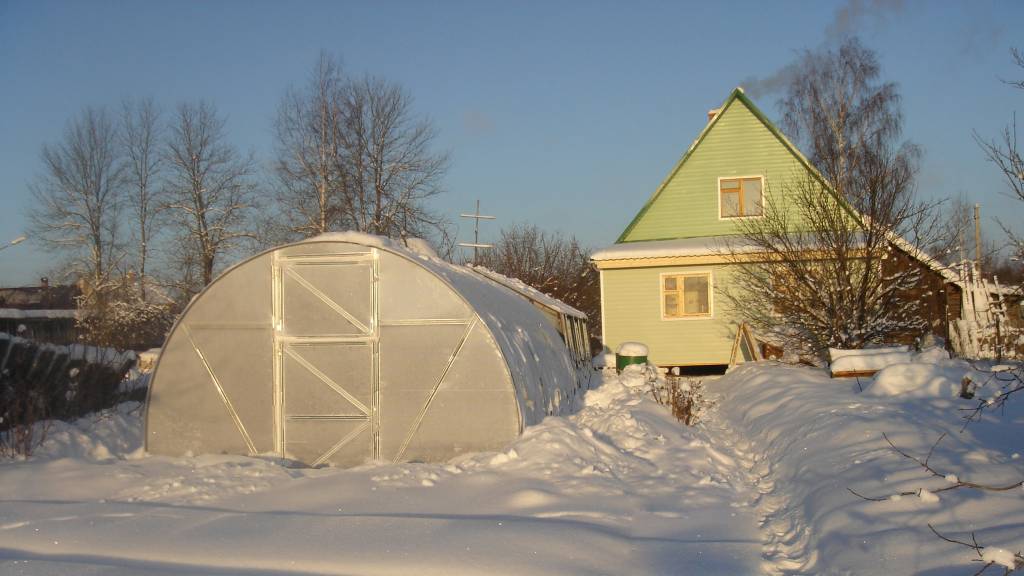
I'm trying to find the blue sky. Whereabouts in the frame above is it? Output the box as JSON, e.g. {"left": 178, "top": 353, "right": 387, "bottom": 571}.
{"left": 1, "top": 0, "right": 1022, "bottom": 285}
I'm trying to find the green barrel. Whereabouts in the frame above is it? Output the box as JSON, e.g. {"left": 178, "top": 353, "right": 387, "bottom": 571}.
{"left": 615, "top": 342, "right": 649, "bottom": 373}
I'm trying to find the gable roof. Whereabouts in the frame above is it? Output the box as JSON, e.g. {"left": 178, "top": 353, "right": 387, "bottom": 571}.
{"left": 616, "top": 86, "right": 856, "bottom": 243}
{"left": 608, "top": 87, "right": 961, "bottom": 285}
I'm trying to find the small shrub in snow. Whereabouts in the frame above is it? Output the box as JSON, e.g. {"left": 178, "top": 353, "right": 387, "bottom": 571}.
{"left": 930, "top": 524, "right": 1023, "bottom": 574}
{"left": 667, "top": 377, "right": 711, "bottom": 426}
{"left": 624, "top": 366, "right": 711, "bottom": 427}
{"left": 0, "top": 374, "right": 53, "bottom": 457}
{"left": 960, "top": 364, "right": 1024, "bottom": 427}
{"left": 849, "top": 432, "right": 1024, "bottom": 503}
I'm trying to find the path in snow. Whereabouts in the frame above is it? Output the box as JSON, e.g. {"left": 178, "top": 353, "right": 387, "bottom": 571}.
{"left": 701, "top": 404, "right": 813, "bottom": 574}
{"left": 0, "top": 371, "right": 765, "bottom": 575}
{"left": 709, "top": 362, "right": 1024, "bottom": 575}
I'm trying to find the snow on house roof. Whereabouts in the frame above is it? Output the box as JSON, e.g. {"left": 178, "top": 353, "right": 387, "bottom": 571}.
{"left": 983, "top": 280, "right": 1023, "bottom": 297}
{"left": 591, "top": 235, "right": 758, "bottom": 261}
{"left": 593, "top": 232, "right": 963, "bottom": 288}
{"left": 0, "top": 308, "right": 77, "bottom": 319}
{"left": 883, "top": 232, "right": 963, "bottom": 285}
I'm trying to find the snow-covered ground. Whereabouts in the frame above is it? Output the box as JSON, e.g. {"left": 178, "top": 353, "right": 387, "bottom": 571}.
{"left": 0, "top": 370, "right": 762, "bottom": 575}
{"left": 2, "top": 354, "right": 1021, "bottom": 575}
{"left": 708, "top": 353, "right": 1024, "bottom": 574}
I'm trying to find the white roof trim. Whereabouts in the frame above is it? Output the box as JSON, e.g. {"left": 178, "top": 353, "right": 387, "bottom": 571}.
{"left": 591, "top": 236, "right": 758, "bottom": 261}
{"left": 594, "top": 232, "right": 963, "bottom": 287}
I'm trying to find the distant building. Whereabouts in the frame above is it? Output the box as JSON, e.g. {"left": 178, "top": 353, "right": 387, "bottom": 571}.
{"left": 0, "top": 278, "right": 80, "bottom": 343}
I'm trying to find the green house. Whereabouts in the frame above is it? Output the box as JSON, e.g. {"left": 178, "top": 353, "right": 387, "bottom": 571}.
{"left": 595, "top": 87, "right": 961, "bottom": 370}
{"left": 593, "top": 88, "right": 795, "bottom": 370}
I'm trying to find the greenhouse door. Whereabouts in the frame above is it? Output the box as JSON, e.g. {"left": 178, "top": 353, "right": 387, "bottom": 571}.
{"left": 273, "top": 250, "right": 378, "bottom": 467}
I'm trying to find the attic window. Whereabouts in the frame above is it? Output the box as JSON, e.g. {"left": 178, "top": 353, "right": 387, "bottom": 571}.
{"left": 719, "top": 176, "right": 763, "bottom": 218}
{"left": 661, "top": 272, "right": 712, "bottom": 319}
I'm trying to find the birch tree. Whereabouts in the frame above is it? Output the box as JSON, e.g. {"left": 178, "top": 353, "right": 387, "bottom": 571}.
{"left": 976, "top": 48, "right": 1024, "bottom": 265}
{"left": 722, "top": 38, "right": 942, "bottom": 355}
{"left": 164, "top": 101, "right": 256, "bottom": 296}
{"left": 273, "top": 52, "right": 349, "bottom": 239}
{"left": 28, "top": 106, "right": 125, "bottom": 294}
{"left": 121, "top": 97, "right": 163, "bottom": 300}
{"left": 339, "top": 75, "right": 449, "bottom": 240}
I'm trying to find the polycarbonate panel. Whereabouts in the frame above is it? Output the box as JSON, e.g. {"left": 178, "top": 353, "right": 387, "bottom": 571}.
{"left": 185, "top": 253, "right": 272, "bottom": 325}
{"left": 188, "top": 326, "right": 275, "bottom": 452}
{"left": 285, "top": 419, "right": 370, "bottom": 467}
{"left": 401, "top": 390, "right": 518, "bottom": 461}
{"left": 147, "top": 250, "right": 276, "bottom": 457}
{"left": 422, "top": 250, "right": 583, "bottom": 426}
{"left": 378, "top": 252, "right": 470, "bottom": 322}
{"left": 281, "top": 263, "right": 372, "bottom": 335}
{"left": 433, "top": 321, "right": 510, "bottom": 392}
{"left": 400, "top": 323, "right": 519, "bottom": 461}
{"left": 378, "top": 323, "right": 470, "bottom": 462}
{"left": 283, "top": 342, "right": 370, "bottom": 417}
{"left": 147, "top": 330, "right": 255, "bottom": 456}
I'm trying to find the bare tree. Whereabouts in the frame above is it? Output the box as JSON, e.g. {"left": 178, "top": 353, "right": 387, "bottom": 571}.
{"left": 28, "top": 106, "right": 125, "bottom": 295}
{"left": 273, "top": 52, "right": 349, "bottom": 239}
{"left": 121, "top": 97, "right": 163, "bottom": 300}
{"left": 163, "top": 101, "right": 257, "bottom": 296}
{"left": 476, "top": 224, "right": 600, "bottom": 349}
{"left": 339, "top": 75, "right": 449, "bottom": 240}
{"left": 722, "top": 38, "right": 942, "bottom": 355}
{"left": 976, "top": 48, "right": 1024, "bottom": 265}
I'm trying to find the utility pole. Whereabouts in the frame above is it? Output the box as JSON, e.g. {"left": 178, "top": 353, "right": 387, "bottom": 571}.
{"left": 458, "top": 199, "right": 495, "bottom": 265}
{"left": 974, "top": 203, "right": 982, "bottom": 279}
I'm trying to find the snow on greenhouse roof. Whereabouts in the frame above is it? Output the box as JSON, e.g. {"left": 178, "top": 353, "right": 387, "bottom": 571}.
{"left": 309, "top": 232, "right": 586, "bottom": 317}
{"left": 468, "top": 266, "right": 586, "bottom": 319}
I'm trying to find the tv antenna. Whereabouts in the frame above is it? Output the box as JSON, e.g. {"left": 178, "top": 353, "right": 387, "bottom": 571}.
{"left": 458, "top": 199, "right": 496, "bottom": 265}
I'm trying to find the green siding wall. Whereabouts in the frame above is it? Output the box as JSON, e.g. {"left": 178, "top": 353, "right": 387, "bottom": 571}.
{"left": 602, "top": 265, "right": 740, "bottom": 366}
{"left": 622, "top": 98, "right": 810, "bottom": 242}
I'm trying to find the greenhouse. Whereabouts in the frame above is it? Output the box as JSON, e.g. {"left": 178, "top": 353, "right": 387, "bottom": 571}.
{"left": 146, "top": 233, "right": 591, "bottom": 467}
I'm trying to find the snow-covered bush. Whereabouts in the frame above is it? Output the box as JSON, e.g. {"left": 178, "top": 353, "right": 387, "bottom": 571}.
{"left": 76, "top": 287, "right": 174, "bottom": 351}
{"left": 0, "top": 372, "right": 52, "bottom": 457}
{"left": 0, "top": 334, "right": 140, "bottom": 457}
{"left": 667, "top": 377, "right": 710, "bottom": 426}
{"left": 618, "top": 363, "right": 711, "bottom": 426}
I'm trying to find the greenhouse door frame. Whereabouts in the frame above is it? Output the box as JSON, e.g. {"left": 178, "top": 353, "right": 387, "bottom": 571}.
{"left": 271, "top": 248, "right": 381, "bottom": 466}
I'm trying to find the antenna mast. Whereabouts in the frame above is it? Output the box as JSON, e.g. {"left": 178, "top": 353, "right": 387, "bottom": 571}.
{"left": 458, "top": 199, "right": 496, "bottom": 265}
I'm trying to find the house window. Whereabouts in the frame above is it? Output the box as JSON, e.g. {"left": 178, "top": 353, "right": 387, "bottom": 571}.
{"left": 662, "top": 273, "right": 711, "bottom": 318}
{"left": 720, "top": 176, "right": 763, "bottom": 218}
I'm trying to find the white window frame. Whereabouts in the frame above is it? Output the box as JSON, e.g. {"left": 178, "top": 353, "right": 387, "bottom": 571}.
{"left": 659, "top": 270, "right": 713, "bottom": 320}
{"left": 717, "top": 175, "right": 765, "bottom": 220}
